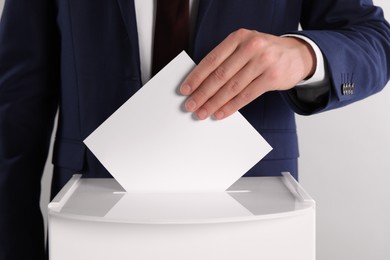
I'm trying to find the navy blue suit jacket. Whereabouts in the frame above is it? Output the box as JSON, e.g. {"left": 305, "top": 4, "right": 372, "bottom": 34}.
{"left": 0, "top": 1, "right": 389, "bottom": 258}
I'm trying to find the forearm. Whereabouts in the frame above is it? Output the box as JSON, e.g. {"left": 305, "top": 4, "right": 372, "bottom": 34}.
{"left": 289, "top": 0, "right": 390, "bottom": 114}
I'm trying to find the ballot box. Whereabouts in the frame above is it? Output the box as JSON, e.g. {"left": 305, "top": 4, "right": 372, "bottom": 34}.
{"left": 48, "top": 172, "right": 315, "bottom": 260}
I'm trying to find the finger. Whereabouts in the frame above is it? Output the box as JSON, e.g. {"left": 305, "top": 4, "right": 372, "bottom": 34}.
{"left": 195, "top": 59, "right": 264, "bottom": 119}
{"left": 185, "top": 47, "right": 252, "bottom": 114}
{"left": 213, "top": 73, "right": 270, "bottom": 120}
{"left": 180, "top": 31, "right": 242, "bottom": 96}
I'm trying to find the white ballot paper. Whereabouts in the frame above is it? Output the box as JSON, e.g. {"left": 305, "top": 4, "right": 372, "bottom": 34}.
{"left": 84, "top": 51, "right": 272, "bottom": 192}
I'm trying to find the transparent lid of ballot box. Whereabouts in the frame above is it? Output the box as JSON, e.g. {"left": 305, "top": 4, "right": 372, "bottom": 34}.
{"left": 48, "top": 173, "right": 315, "bottom": 224}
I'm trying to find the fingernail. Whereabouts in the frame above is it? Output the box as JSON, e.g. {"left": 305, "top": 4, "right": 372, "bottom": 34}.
{"left": 214, "top": 111, "right": 225, "bottom": 120}
{"left": 196, "top": 108, "right": 208, "bottom": 120}
{"left": 185, "top": 99, "right": 197, "bottom": 112}
{"left": 180, "top": 84, "right": 191, "bottom": 95}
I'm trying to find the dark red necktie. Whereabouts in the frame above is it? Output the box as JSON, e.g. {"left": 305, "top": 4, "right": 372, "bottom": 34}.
{"left": 152, "top": 0, "right": 190, "bottom": 76}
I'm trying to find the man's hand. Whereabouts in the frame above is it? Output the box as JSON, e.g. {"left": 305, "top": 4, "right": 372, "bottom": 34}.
{"left": 180, "top": 29, "right": 316, "bottom": 120}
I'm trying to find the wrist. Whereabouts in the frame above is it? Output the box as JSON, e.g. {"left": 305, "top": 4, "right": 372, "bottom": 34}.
{"left": 287, "top": 37, "right": 316, "bottom": 80}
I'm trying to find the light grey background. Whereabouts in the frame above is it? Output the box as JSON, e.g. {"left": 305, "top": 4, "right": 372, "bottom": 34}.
{"left": 0, "top": 1, "right": 389, "bottom": 259}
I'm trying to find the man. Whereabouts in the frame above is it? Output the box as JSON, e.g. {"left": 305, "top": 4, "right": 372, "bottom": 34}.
{"left": 0, "top": 0, "right": 389, "bottom": 259}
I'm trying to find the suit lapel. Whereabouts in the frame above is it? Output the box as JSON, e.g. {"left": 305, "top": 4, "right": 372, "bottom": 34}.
{"left": 192, "top": 0, "right": 214, "bottom": 62}
{"left": 116, "top": 0, "right": 141, "bottom": 80}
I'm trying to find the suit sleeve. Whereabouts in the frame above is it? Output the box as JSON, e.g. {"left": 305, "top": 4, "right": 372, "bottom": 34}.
{"left": 283, "top": 0, "right": 390, "bottom": 115}
{"left": 0, "top": 0, "right": 59, "bottom": 186}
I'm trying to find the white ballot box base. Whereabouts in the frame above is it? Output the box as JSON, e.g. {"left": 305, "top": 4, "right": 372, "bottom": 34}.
{"left": 48, "top": 173, "right": 315, "bottom": 260}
